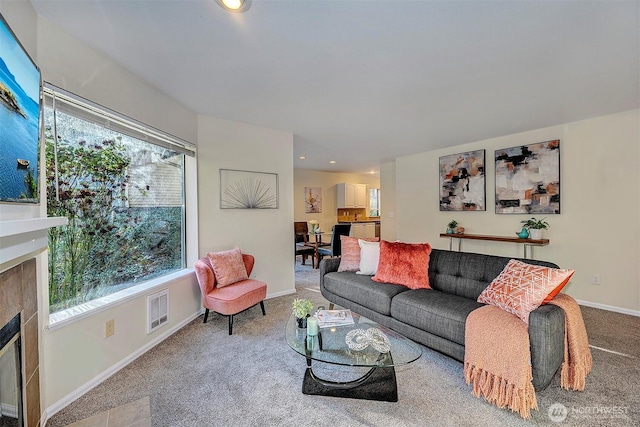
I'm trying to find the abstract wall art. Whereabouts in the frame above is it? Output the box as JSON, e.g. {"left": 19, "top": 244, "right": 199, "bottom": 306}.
{"left": 220, "top": 169, "right": 278, "bottom": 209}
{"left": 439, "top": 149, "right": 485, "bottom": 211}
{"left": 304, "top": 187, "right": 322, "bottom": 213}
{"left": 495, "top": 140, "right": 560, "bottom": 214}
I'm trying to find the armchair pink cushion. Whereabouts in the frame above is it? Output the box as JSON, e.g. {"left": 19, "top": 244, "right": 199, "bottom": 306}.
{"left": 207, "top": 247, "right": 248, "bottom": 287}
{"left": 201, "top": 279, "right": 266, "bottom": 316}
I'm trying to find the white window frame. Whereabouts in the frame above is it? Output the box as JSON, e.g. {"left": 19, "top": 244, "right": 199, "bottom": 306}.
{"left": 42, "top": 84, "right": 199, "bottom": 329}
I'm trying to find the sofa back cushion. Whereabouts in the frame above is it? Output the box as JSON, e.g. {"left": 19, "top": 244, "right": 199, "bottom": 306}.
{"left": 428, "top": 249, "right": 559, "bottom": 300}
{"left": 338, "top": 236, "right": 380, "bottom": 272}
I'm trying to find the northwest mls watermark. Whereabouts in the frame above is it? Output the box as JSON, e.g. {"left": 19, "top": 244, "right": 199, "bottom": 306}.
{"left": 548, "top": 402, "right": 630, "bottom": 423}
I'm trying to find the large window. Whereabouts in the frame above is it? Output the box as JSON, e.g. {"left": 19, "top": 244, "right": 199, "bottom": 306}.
{"left": 44, "top": 84, "right": 195, "bottom": 314}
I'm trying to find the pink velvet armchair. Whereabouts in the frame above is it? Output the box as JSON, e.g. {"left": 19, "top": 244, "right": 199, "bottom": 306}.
{"left": 194, "top": 253, "right": 267, "bottom": 335}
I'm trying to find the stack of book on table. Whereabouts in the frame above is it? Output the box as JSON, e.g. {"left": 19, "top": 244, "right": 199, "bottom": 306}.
{"left": 316, "top": 309, "right": 354, "bottom": 328}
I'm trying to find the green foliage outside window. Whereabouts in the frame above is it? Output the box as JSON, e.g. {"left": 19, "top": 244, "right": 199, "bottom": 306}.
{"left": 45, "top": 109, "right": 184, "bottom": 313}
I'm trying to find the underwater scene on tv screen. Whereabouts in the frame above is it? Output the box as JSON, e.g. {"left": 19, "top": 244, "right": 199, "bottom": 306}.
{"left": 0, "top": 16, "right": 41, "bottom": 203}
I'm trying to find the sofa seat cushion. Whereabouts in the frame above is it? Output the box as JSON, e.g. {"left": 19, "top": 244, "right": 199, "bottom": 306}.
{"left": 390, "top": 289, "right": 485, "bottom": 346}
{"left": 323, "top": 272, "right": 408, "bottom": 316}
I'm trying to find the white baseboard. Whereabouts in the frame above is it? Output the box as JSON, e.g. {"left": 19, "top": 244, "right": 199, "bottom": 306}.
{"left": 266, "top": 288, "right": 296, "bottom": 299}
{"left": 43, "top": 291, "right": 296, "bottom": 424}
{"left": 1, "top": 403, "right": 18, "bottom": 418}
{"left": 576, "top": 299, "right": 640, "bottom": 317}
{"left": 42, "top": 310, "right": 203, "bottom": 425}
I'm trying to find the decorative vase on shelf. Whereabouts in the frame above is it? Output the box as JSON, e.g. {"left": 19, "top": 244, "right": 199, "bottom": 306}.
{"left": 517, "top": 228, "right": 529, "bottom": 239}
{"left": 529, "top": 229, "right": 543, "bottom": 240}
{"left": 446, "top": 228, "right": 455, "bottom": 234}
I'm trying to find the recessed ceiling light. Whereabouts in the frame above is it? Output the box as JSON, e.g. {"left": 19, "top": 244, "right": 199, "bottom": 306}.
{"left": 298, "top": 156, "right": 306, "bottom": 160}
{"left": 216, "top": 0, "right": 251, "bottom": 13}
{"left": 329, "top": 160, "right": 336, "bottom": 164}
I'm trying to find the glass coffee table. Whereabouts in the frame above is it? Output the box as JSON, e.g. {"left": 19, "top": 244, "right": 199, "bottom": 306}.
{"left": 285, "top": 310, "right": 422, "bottom": 402}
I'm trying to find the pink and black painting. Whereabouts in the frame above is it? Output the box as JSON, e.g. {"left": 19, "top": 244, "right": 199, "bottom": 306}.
{"left": 495, "top": 140, "right": 560, "bottom": 214}
{"left": 439, "top": 149, "right": 485, "bottom": 211}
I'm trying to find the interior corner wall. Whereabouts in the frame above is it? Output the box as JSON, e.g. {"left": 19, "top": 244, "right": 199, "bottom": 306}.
{"left": 35, "top": 16, "right": 197, "bottom": 144}
{"left": 197, "top": 116, "right": 295, "bottom": 298}
{"left": 379, "top": 161, "right": 397, "bottom": 241}
{"left": 293, "top": 169, "right": 380, "bottom": 232}
{"left": 395, "top": 110, "right": 640, "bottom": 313}
{"left": 1, "top": 1, "right": 204, "bottom": 416}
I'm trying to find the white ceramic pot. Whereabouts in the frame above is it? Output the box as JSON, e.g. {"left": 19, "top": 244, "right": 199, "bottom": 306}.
{"left": 529, "top": 229, "right": 543, "bottom": 240}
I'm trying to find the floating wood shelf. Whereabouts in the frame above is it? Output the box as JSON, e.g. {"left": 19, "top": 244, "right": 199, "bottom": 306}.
{"left": 439, "top": 233, "right": 549, "bottom": 259}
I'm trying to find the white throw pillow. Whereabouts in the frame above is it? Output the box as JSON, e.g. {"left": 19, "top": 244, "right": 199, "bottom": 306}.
{"left": 356, "top": 239, "right": 380, "bottom": 275}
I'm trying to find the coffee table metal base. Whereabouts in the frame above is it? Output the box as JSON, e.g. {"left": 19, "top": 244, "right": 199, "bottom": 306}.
{"left": 302, "top": 364, "right": 398, "bottom": 402}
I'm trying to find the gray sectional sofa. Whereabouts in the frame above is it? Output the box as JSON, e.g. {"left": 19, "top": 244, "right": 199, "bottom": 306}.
{"left": 319, "top": 249, "right": 565, "bottom": 391}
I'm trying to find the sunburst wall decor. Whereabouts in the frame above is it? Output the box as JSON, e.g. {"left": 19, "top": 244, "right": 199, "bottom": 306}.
{"left": 220, "top": 169, "right": 278, "bottom": 209}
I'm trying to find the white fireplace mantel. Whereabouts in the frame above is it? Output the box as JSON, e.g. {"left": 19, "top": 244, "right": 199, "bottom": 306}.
{"left": 0, "top": 217, "right": 67, "bottom": 265}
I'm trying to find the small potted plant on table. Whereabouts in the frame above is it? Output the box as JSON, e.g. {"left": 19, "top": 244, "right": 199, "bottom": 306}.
{"left": 292, "top": 298, "right": 313, "bottom": 328}
{"left": 520, "top": 217, "right": 549, "bottom": 240}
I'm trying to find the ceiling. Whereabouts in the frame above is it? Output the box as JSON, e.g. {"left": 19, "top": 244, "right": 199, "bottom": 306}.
{"left": 30, "top": 1, "right": 639, "bottom": 175}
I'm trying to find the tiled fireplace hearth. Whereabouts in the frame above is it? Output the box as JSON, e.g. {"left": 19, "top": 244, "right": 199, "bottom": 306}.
{"left": 0, "top": 258, "right": 40, "bottom": 427}
{"left": 0, "top": 217, "right": 66, "bottom": 427}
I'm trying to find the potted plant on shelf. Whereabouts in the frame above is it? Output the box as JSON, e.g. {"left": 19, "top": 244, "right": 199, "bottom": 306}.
{"left": 520, "top": 217, "right": 549, "bottom": 240}
{"left": 446, "top": 220, "right": 458, "bottom": 234}
{"left": 292, "top": 298, "right": 313, "bottom": 328}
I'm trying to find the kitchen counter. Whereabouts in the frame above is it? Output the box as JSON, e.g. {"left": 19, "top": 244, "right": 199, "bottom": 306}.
{"left": 338, "top": 217, "right": 380, "bottom": 224}
{"left": 338, "top": 221, "right": 379, "bottom": 238}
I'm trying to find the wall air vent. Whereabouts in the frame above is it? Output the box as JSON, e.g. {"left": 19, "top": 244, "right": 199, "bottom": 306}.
{"left": 147, "top": 289, "right": 169, "bottom": 334}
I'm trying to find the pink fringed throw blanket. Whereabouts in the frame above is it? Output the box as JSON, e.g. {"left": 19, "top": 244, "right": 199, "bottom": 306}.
{"left": 464, "top": 294, "right": 592, "bottom": 418}
{"left": 548, "top": 293, "right": 593, "bottom": 391}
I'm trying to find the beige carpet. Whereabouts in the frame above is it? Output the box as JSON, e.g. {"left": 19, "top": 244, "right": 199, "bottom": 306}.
{"left": 46, "top": 259, "right": 639, "bottom": 426}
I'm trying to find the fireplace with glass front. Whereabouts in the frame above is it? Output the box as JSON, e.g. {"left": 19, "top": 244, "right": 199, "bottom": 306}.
{"left": 0, "top": 259, "right": 40, "bottom": 427}
{"left": 0, "top": 314, "right": 22, "bottom": 426}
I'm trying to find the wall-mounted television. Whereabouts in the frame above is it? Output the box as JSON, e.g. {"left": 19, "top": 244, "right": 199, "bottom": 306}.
{"left": 0, "top": 13, "right": 41, "bottom": 204}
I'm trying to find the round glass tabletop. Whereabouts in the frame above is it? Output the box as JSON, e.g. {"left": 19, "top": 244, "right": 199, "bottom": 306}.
{"left": 285, "top": 311, "right": 422, "bottom": 368}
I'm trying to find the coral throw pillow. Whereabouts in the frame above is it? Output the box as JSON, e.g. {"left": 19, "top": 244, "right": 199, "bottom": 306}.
{"left": 207, "top": 247, "right": 249, "bottom": 288}
{"left": 356, "top": 240, "right": 380, "bottom": 275}
{"left": 477, "top": 259, "right": 575, "bottom": 324}
{"left": 338, "top": 236, "right": 380, "bottom": 272}
{"left": 372, "top": 240, "right": 432, "bottom": 289}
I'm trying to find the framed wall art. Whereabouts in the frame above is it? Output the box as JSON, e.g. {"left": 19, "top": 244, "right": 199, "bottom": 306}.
{"left": 439, "top": 149, "right": 485, "bottom": 211}
{"left": 304, "top": 187, "right": 322, "bottom": 213}
{"left": 220, "top": 169, "right": 278, "bottom": 209}
{"left": 1, "top": 13, "right": 42, "bottom": 204}
{"left": 495, "top": 139, "right": 560, "bottom": 214}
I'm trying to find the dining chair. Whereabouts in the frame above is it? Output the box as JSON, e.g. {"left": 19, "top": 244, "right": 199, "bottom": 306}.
{"left": 294, "top": 222, "right": 315, "bottom": 265}
{"left": 317, "top": 224, "right": 352, "bottom": 262}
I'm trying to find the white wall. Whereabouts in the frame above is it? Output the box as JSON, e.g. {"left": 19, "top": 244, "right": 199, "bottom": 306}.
{"left": 1, "top": 1, "right": 204, "bottom": 417}
{"left": 393, "top": 110, "right": 640, "bottom": 313}
{"left": 293, "top": 169, "right": 380, "bottom": 232}
{"left": 35, "top": 18, "right": 196, "bottom": 144}
{"left": 198, "top": 116, "right": 295, "bottom": 298}
{"left": 379, "top": 161, "right": 397, "bottom": 241}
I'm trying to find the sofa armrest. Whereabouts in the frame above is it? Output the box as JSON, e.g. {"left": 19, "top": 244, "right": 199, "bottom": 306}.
{"left": 319, "top": 258, "right": 341, "bottom": 290}
{"left": 528, "top": 304, "right": 565, "bottom": 391}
